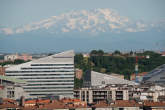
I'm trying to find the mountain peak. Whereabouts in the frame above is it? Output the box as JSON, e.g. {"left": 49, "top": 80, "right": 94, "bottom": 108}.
{"left": 0, "top": 8, "right": 164, "bottom": 35}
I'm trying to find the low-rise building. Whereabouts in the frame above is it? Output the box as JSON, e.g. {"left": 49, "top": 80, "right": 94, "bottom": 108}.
{"left": 140, "top": 85, "right": 165, "bottom": 102}
{"left": 17, "top": 54, "right": 32, "bottom": 61}
{"left": 0, "top": 66, "right": 5, "bottom": 75}
{"left": 75, "top": 69, "right": 83, "bottom": 79}
{"left": 0, "top": 75, "right": 29, "bottom": 100}
{"left": 4, "top": 54, "right": 18, "bottom": 61}
{"left": 130, "top": 72, "right": 148, "bottom": 81}
{"left": 83, "top": 53, "right": 90, "bottom": 58}
{"left": 74, "top": 86, "right": 129, "bottom": 103}
{"left": 4, "top": 54, "right": 32, "bottom": 61}
{"left": 161, "top": 52, "right": 165, "bottom": 56}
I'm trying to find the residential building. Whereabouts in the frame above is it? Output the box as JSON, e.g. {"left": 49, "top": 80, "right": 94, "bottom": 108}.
{"left": 4, "top": 54, "right": 18, "bottom": 61}
{"left": 75, "top": 69, "right": 83, "bottom": 79}
{"left": 83, "top": 53, "right": 90, "bottom": 58}
{"left": 0, "top": 66, "right": 5, "bottom": 75}
{"left": 0, "top": 75, "right": 29, "bottom": 100}
{"left": 161, "top": 52, "right": 165, "bottom": 56}
{"left": 5, "top": 50, "right": 75, "bottom": 98}
{"left": 17, "top": 54, "right": 32, "bottom": 61}
{"left": 140, "top": 85, "right": 165, "bottom": 102}
{"left": 74, "top": 86, "right": 129, "bottom": 103}
{"left": 130, "top": 72, "right": 148, "bottom": 81}
{"left": 4, "top": 54, "right": 32, "bottom": 61}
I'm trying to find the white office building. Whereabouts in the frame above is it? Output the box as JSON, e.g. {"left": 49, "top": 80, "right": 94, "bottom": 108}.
{"left": 83, "top": 71, "right": 137, "bottom": 87}
{"left": 5, "top": 50, "right": 75, "bottom": 98}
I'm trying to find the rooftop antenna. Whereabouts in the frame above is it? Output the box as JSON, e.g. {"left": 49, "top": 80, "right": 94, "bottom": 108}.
{"left": 135, "top": 56, "right": 139, "bottom": 83}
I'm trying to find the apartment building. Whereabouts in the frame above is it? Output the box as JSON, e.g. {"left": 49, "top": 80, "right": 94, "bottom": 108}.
{"left": 74, "top": 87, "right": 129, "bottom": 103}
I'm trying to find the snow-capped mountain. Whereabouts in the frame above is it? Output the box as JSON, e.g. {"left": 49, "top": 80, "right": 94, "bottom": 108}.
{"left": 1, "top": 8, "right": 164, "bottom": 35}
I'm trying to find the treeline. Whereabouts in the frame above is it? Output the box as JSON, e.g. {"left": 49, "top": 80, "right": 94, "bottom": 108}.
{"left": 0, "top": 59, "right": 29, "bottom": 66}
{"left": 75, "top": 50, "right": 165, "bottom": 80}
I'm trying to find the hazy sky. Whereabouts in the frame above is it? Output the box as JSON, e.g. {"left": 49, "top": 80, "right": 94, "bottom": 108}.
{"left": 1, "top": 0, "right": 165, "bottom": 26}
{"left": 0, "top": 0, "right": 165, "bottom": 53}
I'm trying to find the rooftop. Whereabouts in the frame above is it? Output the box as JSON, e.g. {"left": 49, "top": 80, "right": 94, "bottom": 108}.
{"left": 0, "top": 75, "right": 26, "bottom": 84}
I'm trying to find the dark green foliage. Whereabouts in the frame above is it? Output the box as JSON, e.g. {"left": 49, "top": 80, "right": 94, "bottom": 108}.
{"left": 90, "top": 50, "right": 98, "bottom": 55}
{"left": 136, "top": 51, "right": 165, "bottom": 73}
{"left": 13, "top": 59, "right": 25, "bottom": 64}
{"left": 0, "top": 61, "right": 13, "bottom": 66}
{"left": 90, "top": 49, "right": 104, "bottom": 56}
{"left": 48, "top": 53, "right": 53, "bottom": 56}
{"left": 113, "top": 50, "right": 121, "bottom": 55}
{"left": 90, "top": 56, "right": 135, "bottom": 77}
{"left": 74, "top": 53, "right": 91, "bottom": 71}
{"left": 0, "top": 59, "right": 29, "bottom": 66}
{"left": 74, "top": 78, "right": 83, "bottom": 89}
{"left": 130, "top": 51, "right": 133, "bottom": 55}
{"left": 74, "top": 50, "right": 165, "bottom": 81}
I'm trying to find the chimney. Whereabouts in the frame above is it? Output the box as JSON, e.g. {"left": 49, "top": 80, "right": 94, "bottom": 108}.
{"left": 20, "top": 96, "right": 25, "bottom": 107}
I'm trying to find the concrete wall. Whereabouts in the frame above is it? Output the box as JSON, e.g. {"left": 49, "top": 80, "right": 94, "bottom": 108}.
{"left": 0, "top": 85, "right": 29, "bottom": 100}
{"left": 95, "top": 107, "right": 141, "bottom": 110}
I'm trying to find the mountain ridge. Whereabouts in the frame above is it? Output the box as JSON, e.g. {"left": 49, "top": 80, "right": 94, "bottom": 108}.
{"left": 1, "top": 8, "right": 164, "bottom": 35}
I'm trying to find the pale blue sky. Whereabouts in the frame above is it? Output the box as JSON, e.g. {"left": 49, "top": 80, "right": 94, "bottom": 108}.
{"left": 0, "top": 0, "right": 165, "bottom": 27}
{"left": 0, "top": 0, "right": 165, "bottom": 53}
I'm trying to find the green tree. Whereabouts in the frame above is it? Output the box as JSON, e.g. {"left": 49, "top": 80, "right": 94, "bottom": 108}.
{"left": 74, "top": 50, "right": 165, "bottom": 84}
{"left": 14, "top": 59, "right": 25, "bottom": 64}
{"left": 98, "top": 49, "right": 104, "bottom": 56}
{"left": 90, "top": 49, "right": 104, "bottom": 56}
{"left": 114, "top": 50, "right": 121, "bottom": 55}
{"left": 74, "top": 78, "right": 83, "bottom": 89}
{"left": 90, "top": 50, "right": 98, "bottom": 56}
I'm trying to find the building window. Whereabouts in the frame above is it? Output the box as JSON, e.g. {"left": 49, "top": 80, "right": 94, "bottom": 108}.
{"left": 7, "top": 91, "right": 14, "bottom": 98}
{"left": 102, "top": 81, "right": 105, "bottom": 84}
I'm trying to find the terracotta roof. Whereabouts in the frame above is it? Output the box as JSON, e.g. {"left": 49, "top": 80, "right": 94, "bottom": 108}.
{"left": 25, "top": 100, "right": 36, "bottom": 104}
{"left": 161, "top": 52, "right": 165, "bottom": 55}
{"left": 144, "top": 101, "right": 165, "bottom": 107}
{"left": 0, "top": 104, "right": 18, "bottom": 109}
{"left": 25, "top": 99, "right": 50, "bottom": 104}
{"left": 93, "top": 100, "right": 142, "bottom": 108}
{"left": 39, "top": 101, "right": 66, "bottom": 109}
{"left": 3, "top": 98, "right": 17, "bottom": 104}
{"left": 37, "top": 99, "right": 50, "bottom": 104}
{"left": 61, "top": 98, "right": 81, "bottom": 103}
{"left": 111, "top": 100, "right": 142, "bottom": 107}
{"left": 93, "top": 101, "right": 108, "bottom": 108}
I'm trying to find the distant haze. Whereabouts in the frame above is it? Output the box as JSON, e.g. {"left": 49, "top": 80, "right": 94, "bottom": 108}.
{"left": 0, "top": 0, "right": 165, "bottom": 53}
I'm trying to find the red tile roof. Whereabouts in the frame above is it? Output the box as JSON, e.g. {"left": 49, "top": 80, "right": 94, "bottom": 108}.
{"left": 144, "top": 101, "right": 165, "bottom": 107}
{"left": 25, "top": 100, "right": 36, "bottom": 104}
{"left": 111, "top": 100, "right": 142, "bottom": 107}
